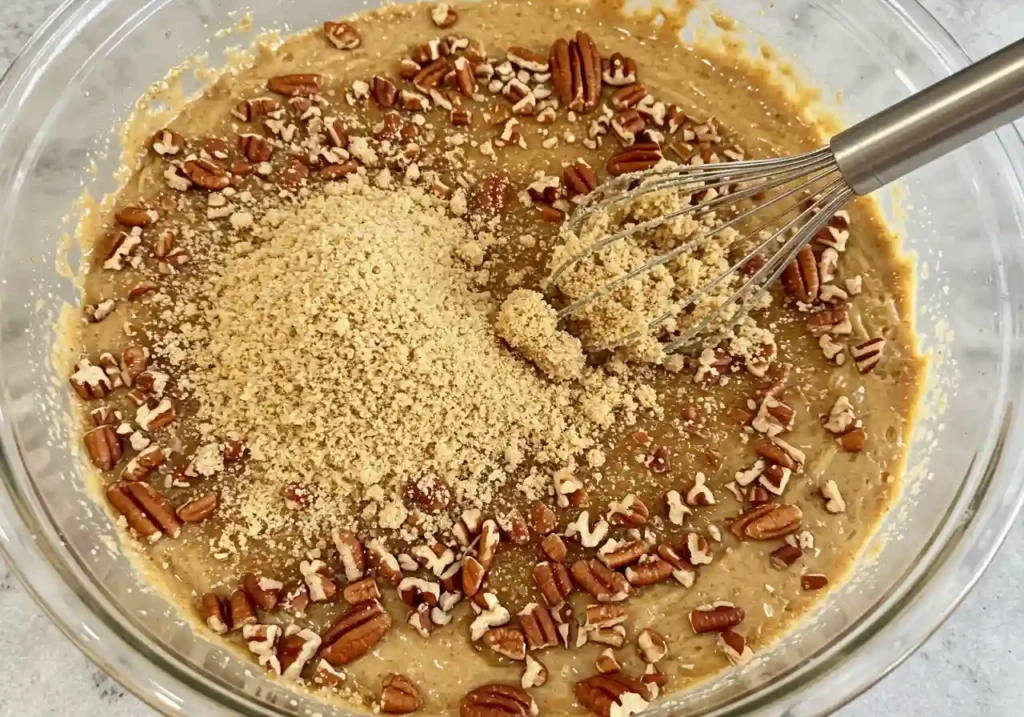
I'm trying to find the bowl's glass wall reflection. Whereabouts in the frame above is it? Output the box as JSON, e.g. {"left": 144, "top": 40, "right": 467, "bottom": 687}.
{"left": 1, "top": 1, "right": 1022, "bottom": 715}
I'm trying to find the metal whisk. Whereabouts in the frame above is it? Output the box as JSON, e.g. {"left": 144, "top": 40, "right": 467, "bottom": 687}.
{"left": 546, "top": 38, "right": 1024, "bottom": 353}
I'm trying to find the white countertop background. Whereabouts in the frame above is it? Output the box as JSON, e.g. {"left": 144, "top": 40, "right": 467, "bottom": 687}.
{"left": 1, "top": 0, "right": 1022, "bottom": 714}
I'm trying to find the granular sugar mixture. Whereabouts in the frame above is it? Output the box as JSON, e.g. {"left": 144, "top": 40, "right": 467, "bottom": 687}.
{"left": 174, "top": 180, "right": 647, "bottom": 546}
{"left": 60, "top": 0, "right": 926, "bottom": 715}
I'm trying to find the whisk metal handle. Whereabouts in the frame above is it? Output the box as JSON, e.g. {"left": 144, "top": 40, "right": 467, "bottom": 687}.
{"left": 831, "top": 38, "right": 1024, "bottom": 195}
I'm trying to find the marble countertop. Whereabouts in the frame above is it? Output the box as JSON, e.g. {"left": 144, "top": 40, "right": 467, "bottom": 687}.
{"left": 1, "top": 0, "right": 1022, "bottom": 714}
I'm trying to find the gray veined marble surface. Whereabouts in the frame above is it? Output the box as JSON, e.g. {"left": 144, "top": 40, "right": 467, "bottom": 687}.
{"left": 1, "top": 0, "right": 1023, "bottom": 714}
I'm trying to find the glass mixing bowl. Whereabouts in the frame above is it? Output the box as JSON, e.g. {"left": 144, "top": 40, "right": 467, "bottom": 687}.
{"left": 1, "top": 0, "right": 1023, "bottom": 714}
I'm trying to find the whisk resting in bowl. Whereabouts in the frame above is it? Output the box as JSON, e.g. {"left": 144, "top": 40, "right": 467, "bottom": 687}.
{"left": 545, "top": 38, "right": 1024, "bottom": 353}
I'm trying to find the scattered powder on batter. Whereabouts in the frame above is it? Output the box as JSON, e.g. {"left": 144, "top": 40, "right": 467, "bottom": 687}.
{"left": 159, "top": 178, "right": 651, "bottom": 549}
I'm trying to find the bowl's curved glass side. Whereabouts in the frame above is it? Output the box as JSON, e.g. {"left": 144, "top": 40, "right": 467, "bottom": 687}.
{"left": 0, "top": 0, "right": 1022, "bottom": 716}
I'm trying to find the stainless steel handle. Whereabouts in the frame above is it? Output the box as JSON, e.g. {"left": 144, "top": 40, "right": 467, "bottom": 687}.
{"left": 831, "top": 38, "right": 1024, "bottom": 195}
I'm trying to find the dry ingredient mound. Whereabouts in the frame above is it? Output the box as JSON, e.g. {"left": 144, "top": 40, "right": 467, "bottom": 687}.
{"left": 172, "top": 179, "right": 651, "bottom": 546}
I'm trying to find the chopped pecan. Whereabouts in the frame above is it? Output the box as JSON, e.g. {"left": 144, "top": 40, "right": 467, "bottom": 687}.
{"left": 371, "top": 75, "right": 399, "bottom": 108}
{"left": 596, "top": 648, "right": 621, "bottom": 674}
{"left": 176, "top": 491, "right": 219, "bottom": 523}
{"left": 114, "top": 206, "right": 158, "bottom": 227}
{"left": 320, "top": 600, "right": 392, "bottom": 666}
{"left": 242, "top": 572, "right": 282, "bottom": 612}
{"left": 601, "top": 52, "right": 638, "bottom": 86}
{"left": 227, "top": 589, "right": 257, "bottom": 630}
{"left": 279, "top": 628, "right": 322, "bottom": 679}
{"left": 477, "top": 518, "right": 501, "bottom": 570}
{"left": 637, "top": 628, "right": 668, "bottom": 663}
{"left": 563, "top": 159, "right": 598, "bottom": 198}
{"left": 201, "top": 592, "right": 228, "bottom": 634}
{"left": 752, "top": 437, "right": 800, "bottom": 471}
{"left": 574, "top": 673, "right": 650, "bottom": 717}
{"left": 267, "top": 73, "right": 323, "bottom": 97}
{"left": 588, "top": 625, "right": 626, "bottom": 648}
{"left": 607, "top": 142, "right": 662, "bottom": 175}
{"left": 469, "top": 593, "right": 512, "bottom": 641}
{"left": 431, "top": 2, "right": 458, "bottom": 28}
{"left": 807, "top": 307, "right": 852, "bottom": 336}
{"left": 231, "top": 97, "right": 279, "bottom": 122}
{"left": 518, "top": 602, "right": 558, "bottom": 650}
{"left": 837, "top": 427, "right": 866, "bottom": 452}
{"left": 106, "top": 483, "right": 160, "bottom": 540}
{"left": 689, "top": 603, "right": 744, "bottom": 633}
{"left": 770, "top": 544, "right": 803, "bottom": 568}
{"left": 332, "top": 529, "right": 366, "bottom": 582}
{"left": 84, "top": 425, "right": 122, "bottom": 470}
{"left": 71, "top": 359, "right": 112, "bottom": 400}
{"left": 460, "top": 683, "right": 537, "bottom": 717}
{"left": 801, "top": 573, "right": 829, "bottom": 591}
{"left": 462, "top": 555, "right": 486, "bottom": 597}
{"left": 484, "top": 626, "right": 527, "bottom": 660}
{"left": 324, "top": 21, "right": 361, "bottom": 49}
{"left": 610, "top": 83, "right": 647, "bottom": 111}
{"left": 851, "top": 337, "right": 885, "bottom": 373}
{"left": 237, "top": 133, "right": 274, "bottom": 163}
{"left": 122, "top": 481, "right": 181, "bottom": 537}
{"left": 453, "top": 56, "right": 477, "bottom": 97}
{"left": 367, "top": 539, "right": 404, "bottom": 585}
{"left": 571, "top": 559, "right": 630, "bottom": 602}
{"left": 533, "top": 561, "right": 574, "bottom": 606}
{"left": 540, "top": 534, "right": 568, "bottom": 562}
{"left": 530, "top": 502, "right": 557, "bottom": 535}
{"left": 781, "top": 246, "right": 820, "bottom": 303}
{"left": 597, "top": 539, "right": 648, "bottom": 570}
{"left": 413, "top": 58, "right": 450, "bottom": 93}
{"left": 625, "top": 555, "right": 673, "bottom": 586}
{"left": 607, "top": 494, "right": 649, "bottom": 526}
{"left": 585, "top": 604, "right": 627, "bottom": 629}
{"left": 181, "top": 158, "right": 230, "bottom": 190}
{"left": 150, "top": 128, "right": 184, "bottom": 155}
{"left": 719, "top": 629, "right": 754, "bottom": 665}
{"left": 521, "top": 654, "right": 548, "bottom": 689}
{"left": 378, "top": 674, "right": 421, "bottom": 714}
{"left": 729, "top": 503, "right": 802, "bottom": 540}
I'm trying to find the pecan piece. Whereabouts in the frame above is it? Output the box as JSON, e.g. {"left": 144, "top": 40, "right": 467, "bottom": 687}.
{"left": 568, "top": 31, "right": 600, "bottom": 113}
{"left": 530, "top": 502, "right": 557, "bottom": 536}
{"left": 231, "top": 97, "right": 279, "bottom": 122}
{"left": 563, "top": 159, "right": 598, "bottom": 198}
{"left": 540, "top": 534, "right": 568, "bottom": 562}
{"left": 585, "top": 604, "right": 627, "bottom": 629}
{"left": 610, "top": 83, "right": 647, "bottom": 111}
{"left": 637, "top": 628, "right": 668, "bottom": 663}
{"left": 381, "top": 673, "right": 422, "bottom": 714}
{"left": 624, "top": 554, "right": 673, "bottom": 586}
{"left": 70, "top": 359, "right": 112, "bottom": 400}
{"left": 781, "top": 245, "right": 820, "bottom": 303}
{"left": 607, "top": 142, "right": 662, "bottom": 175}
{"left": 851, "top": 337, "right": 885, "bottom": 373}
{"left": 571, "top": 559, "right": 630, "bottom": 602}
{"left": 181, "top": 158, "right": 230, "bottom": 190}
{"left": 518, "top": 602, "right": 559, "bottom": 650}
{"left": 460, "top": 683, "right": 537, "bottom": 717}
{"left": 320, "top": 600, "right": 392, "bottom": 666}
{"left": 462, "top": 555, "right": 486, "bottom": 597}
{"left": 689, "top": 603, "right": 744, "bottom": 633}
{"left": 413, "top": 58, "right": 450, "bottom": 93}
{"left": 333, "top": 529, "right": 366, "bottom": 582}
{"left": 549, "top": 38, "right": 573, "bottom": 107}
{"left": 344, "top": 577, "right": 381, "bottom": 605}
{"left": 574, "top": 673, "right": 650, "bottom": 717}
{"left": 200, "top": 592, "right": 228, "bottom": 634}
{"left": 752, "top": 436, "right": 801, "bottom": 471}
{"left": 123, "top": 481, "right": 182, "bottom": 538}
{"left": 533, "top": 561, "right": 573, "bottom": 606}
{"left": 729, "top": 503, "right": 802, "bottom": 540}
{"left": 105, "top": 483, "right": 159, "bottom": 540}
{"left": 837, "top": 427, "right": 866, "bottom": 452}
{"left": 601, "top": 52, "right": 638, "bottom": 86}
{"left": 597, "top": 539, "right": 648, "bottom": 570}
{"left": 325, "top": 21, "right": 360, "bottom": 50}
{"left": 770, "top": 544, "right": 803, "bottom": 568}
{"left": 150, "top": 128, "right": 184, "bottom": 156}
{"left": 237, "top": 133, "right": 274, "bottom": 163}
{"left": 484, "top": 626, "right": 527, "bottom": 661}
{"left": 114, "top": 206, "right": 158, "bottom": 227}
{"left": 477, "top": 518, "right": 501, "bottom": 570}
{"left": 228, "top": 589, "right": 257, "bottom": 630}
{"left": 372, "top": 76, "right": 399, "bottom": 108}
{"left": 521, "top": 654, "right": 548, "bottom": 689}
{"left": 453, "top": 56, "right": 477, "bottom": 97}
{"left": 177, "top": 491, "right": 219, "bottom": 523}
{"left": 83, "top": 425, "right": 122, "bottom": 470}
{"left": 267, "top": 73, "right": 323, "bottom": 97}
{"left": 801, "top": 573, "right": 829, "bottom": 591}
{"left": 240, "top": 572, "right": 282, "bottom": 612}
{"left": 431, "top": 2, "right": 458, "bottom": 29}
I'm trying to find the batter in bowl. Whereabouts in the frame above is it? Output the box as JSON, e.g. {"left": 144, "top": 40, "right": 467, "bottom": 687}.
{"left": 60, "top": 0, "right": 925, "bottom": 714}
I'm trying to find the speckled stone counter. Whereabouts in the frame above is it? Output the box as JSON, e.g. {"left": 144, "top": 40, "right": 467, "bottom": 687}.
{"left": 0, "top": 0, "right": 1021, "bottom": 713}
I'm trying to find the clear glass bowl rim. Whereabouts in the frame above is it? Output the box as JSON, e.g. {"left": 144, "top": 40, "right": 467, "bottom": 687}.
{"left": 1, "top": 0, "right": 1023, "bottom": 715}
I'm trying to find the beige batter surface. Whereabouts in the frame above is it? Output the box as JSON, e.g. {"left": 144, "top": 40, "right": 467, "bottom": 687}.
{"left": 61, "top": 0, "right": 925, "bottom": 714}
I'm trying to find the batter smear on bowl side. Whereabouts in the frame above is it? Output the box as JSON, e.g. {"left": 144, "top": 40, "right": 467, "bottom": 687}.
{"left": 61, "top": 0, "right": 925, "bottom": 714}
